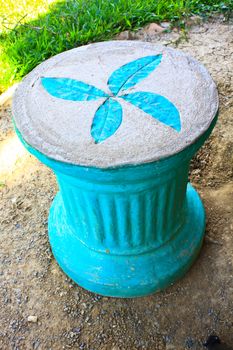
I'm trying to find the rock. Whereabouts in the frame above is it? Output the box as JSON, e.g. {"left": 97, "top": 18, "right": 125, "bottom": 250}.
{"left": 144, "top": 23, "right": 164, "bottom": 35}
{"left": 32, "top": 339, "right": 40, "bottom": 349}
{"left": 72, "top": 327, "right": 81, "bottom": 334}
{"left": 160, "top": 22, "right": 170, "bottom": 29}
{"left": 116, "top": 30, "right": 136, "bottom": 40}
{"left": 166, "top": 345, "right": 176, "bottom": 350}
{"left": 27, "top": 315, "right": 38, "bottom": 323}
{"left": 116, "top": 30, "right": 130, "bottom": 40}
{"left": 81, "top": 302, "right": 87, "bottom": 309}
{"left": 186, "top": 15, "right": 202, "bottom": 26}
{"left": 185, "top": 337, "right": 194, "bottom": 348}
{"left": 11, "top": 197, "right": 17, "bottom": 204}
{"left": 15, "top": 288, "right": 22, "bottom": 304}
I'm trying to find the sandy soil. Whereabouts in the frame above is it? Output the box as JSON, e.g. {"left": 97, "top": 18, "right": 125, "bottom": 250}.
{"left": 0, "top": 18, "right": 233, "bottom": 350}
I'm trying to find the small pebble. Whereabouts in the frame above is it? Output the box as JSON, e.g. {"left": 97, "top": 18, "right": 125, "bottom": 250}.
{"left": 160, "top": 22, "right": 170, "bottom": 29}
{"left": 28, "top": 315, "right": 38, "bottom": 323}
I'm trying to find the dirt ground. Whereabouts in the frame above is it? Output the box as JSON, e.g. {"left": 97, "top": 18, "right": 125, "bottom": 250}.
{"left": 0, "top": 18, "right": 233, "bottom": 350}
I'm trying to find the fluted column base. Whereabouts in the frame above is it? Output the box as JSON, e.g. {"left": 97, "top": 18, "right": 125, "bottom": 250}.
{"left": 48, "top": 183, "right": 205, "bottom": 298}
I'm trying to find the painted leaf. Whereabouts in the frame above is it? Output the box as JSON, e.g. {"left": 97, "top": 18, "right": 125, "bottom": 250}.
{"left": 91, "top": 98, "right": 122, "bottom": 143}
{"left": 107, "top": 55, "right": 162, "bottom": 96}
{"left": 121, "top": 92, "right": 181, "bottom": 131}
{"left": 41, "top": 77, "right": 108, "bottom": 101}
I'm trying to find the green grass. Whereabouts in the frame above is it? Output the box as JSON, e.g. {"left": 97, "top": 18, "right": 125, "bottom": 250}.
{"left": 0, "top": 0, "right": 232, "bottom": 93}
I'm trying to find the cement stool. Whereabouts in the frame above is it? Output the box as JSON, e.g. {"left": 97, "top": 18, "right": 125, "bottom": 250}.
{"left": 13, "top": 41, "right": 218, "bottom": 297}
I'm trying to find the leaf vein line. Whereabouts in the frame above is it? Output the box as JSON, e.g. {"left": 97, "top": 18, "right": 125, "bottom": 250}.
{"left": 116, "top": 59, "right": 158, "bottom": 95}
{"left": 95, "top": 97, "right": 110, "bottom": 142}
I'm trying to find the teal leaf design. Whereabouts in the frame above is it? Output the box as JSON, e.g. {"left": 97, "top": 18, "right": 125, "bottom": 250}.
{"left": 107, "top": 55, "right": 162, "bottom": 96}
{"left": 40, "top": 54, "right": 181, "bottom": 143}
{"left": 121, "top": 92, "right": 181, "bottom": 131}
{"left": 41, "top": 77, "right": 108, "bottom": 101}
{"left": 91, "top": 98, "right": 123, "bottom": 143}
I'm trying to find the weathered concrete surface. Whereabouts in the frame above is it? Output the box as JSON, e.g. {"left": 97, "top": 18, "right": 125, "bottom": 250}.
{"left": 12, "top": 41, "right": 218, "bottom": 168}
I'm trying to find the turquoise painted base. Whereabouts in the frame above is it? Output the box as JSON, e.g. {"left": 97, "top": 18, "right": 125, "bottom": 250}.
{"left": 14, "top": 119, "right": 218, "bottom": 298}
{"left": 48, "top": 183, "right": 205, "bottom": 298}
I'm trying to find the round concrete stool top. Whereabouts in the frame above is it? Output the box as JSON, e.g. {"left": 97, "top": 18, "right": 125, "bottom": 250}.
{"left": 13, "top": 41, "right": 218, "bottom": 168}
